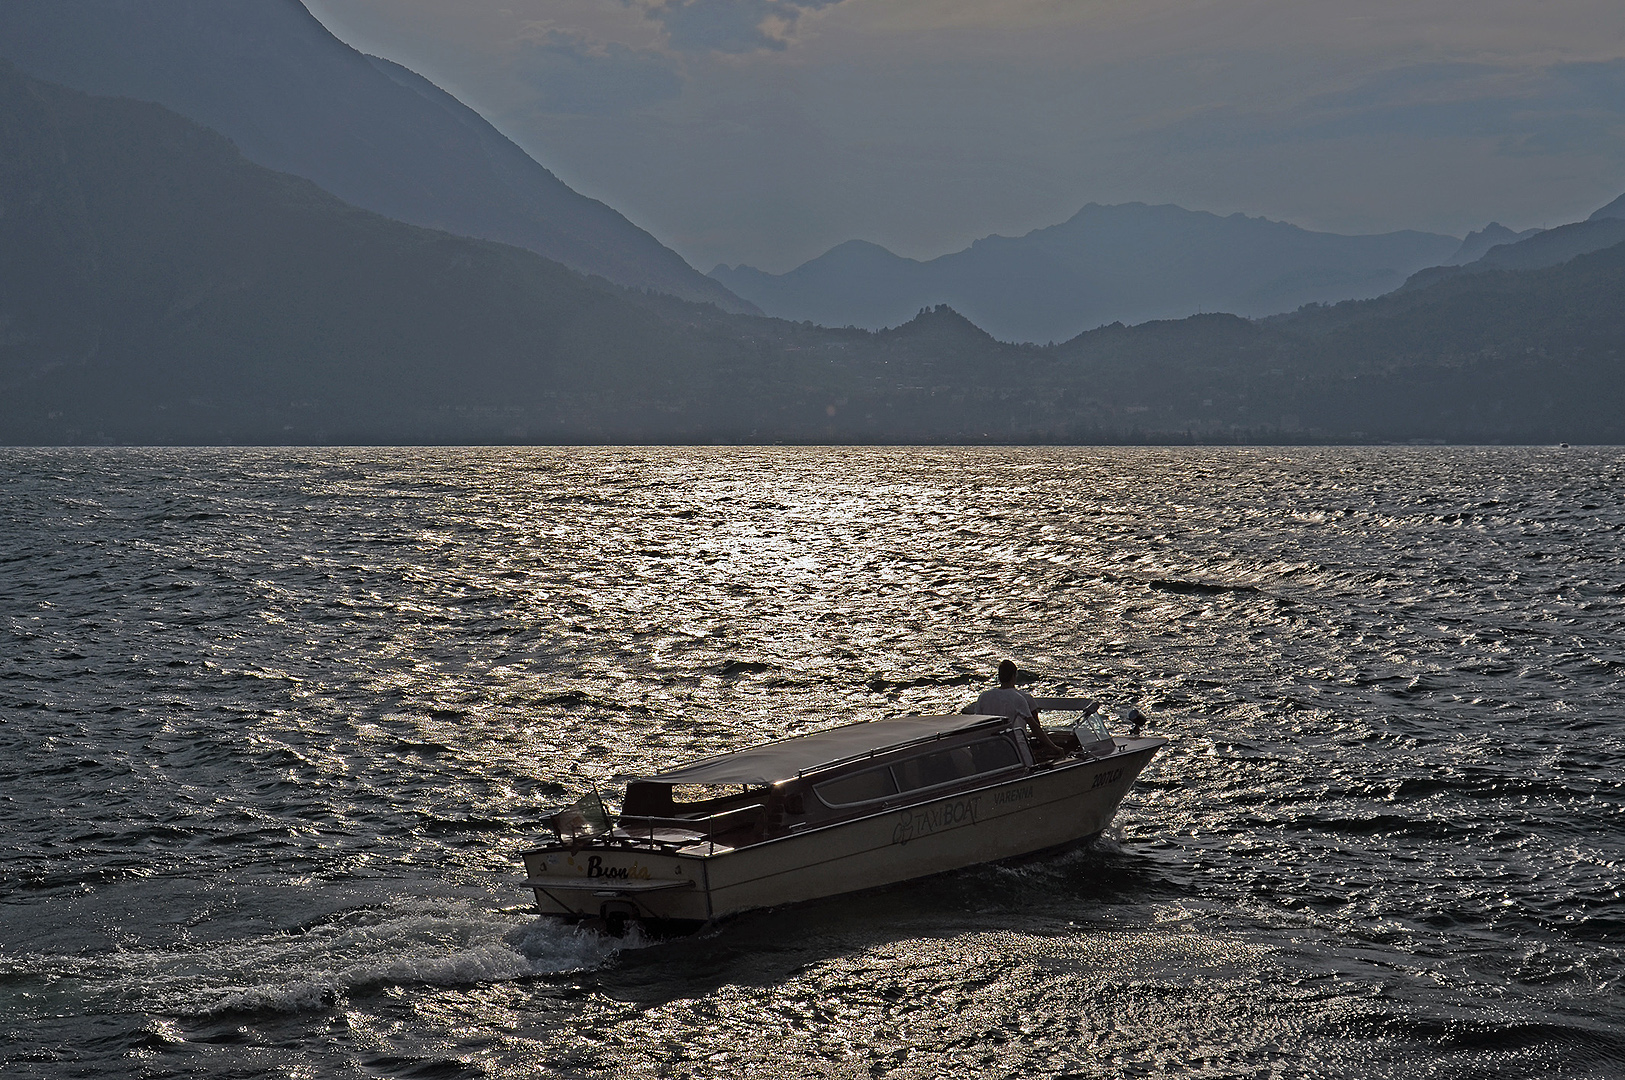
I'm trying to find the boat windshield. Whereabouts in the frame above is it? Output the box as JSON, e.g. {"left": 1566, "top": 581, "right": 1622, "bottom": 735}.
{"left": 1069, "top": 713, "right": 1111, "bottom": 742}
{"left": 547, "top": 788, "right": 612, "bottom": 843}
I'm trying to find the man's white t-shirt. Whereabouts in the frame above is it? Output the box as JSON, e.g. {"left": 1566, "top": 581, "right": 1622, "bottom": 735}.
{"left": 973, "top": 687, "right": 1037, "bottom": 720}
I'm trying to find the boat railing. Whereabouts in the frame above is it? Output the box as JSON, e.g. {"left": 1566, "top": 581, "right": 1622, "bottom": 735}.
{"left": 792, "top": 715, "right": 1011, "bottom": 780}
{"left": 614, "top": 803, "right": 769, "bottom": 852}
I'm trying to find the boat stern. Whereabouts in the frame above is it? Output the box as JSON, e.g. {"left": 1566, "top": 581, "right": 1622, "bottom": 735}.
{"left": 520, "top": 844, "right": 710, "bottom": 926}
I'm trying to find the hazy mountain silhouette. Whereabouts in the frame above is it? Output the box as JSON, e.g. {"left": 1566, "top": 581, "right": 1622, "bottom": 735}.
{"left": 1472, "top": 218, "right": 1625, "bottom": 272}
{"left": 1051, "top": 240, "right": 1625, "bottom": 443}
{"left": 1445, "top": 222, "right": 1544, "bottom": 265}
{"left": 1590, "top": 192, "right": 1625, "bottom": 221}
{"left": 710, "top": 202, "right": 1460, "bottom": 342}
{"left": 0, "top": 0, "right": 753, "bottom": 313}
{"left": 5, "top": 64, "right": 1622, "bottom": 446}
{"left": 1401, "top": 194, "right": 1625, "bottom": 292}
{"left": 0, "top": 63, "right": 771, "bottom": 443}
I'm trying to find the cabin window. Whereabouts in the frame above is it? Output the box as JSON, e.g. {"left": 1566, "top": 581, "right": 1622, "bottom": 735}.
{"left": 967, "top": 735, "right": 1022, "bottom": 773}
{"left": 893, "top": 748, "right": 966, "bottom": 791}
{"left": 894, "top": 736, "right": 1022, "bottom": 793}
{"left": 813, "top": 735, "right": 1023, "bottom": 809}
{"left": 814, "top": 766, "right": 898, "bottom": 808}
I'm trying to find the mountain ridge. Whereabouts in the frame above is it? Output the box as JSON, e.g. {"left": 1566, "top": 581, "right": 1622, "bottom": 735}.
{"left": 710, "top": 201, "right": 1462, "bottom": 342}
{"left": 1589, "top": 192, "right": 1625, "bottom": 221}
{"left": 0, "top": 0, "right": 754, "bottom": 312}
{"left": 5, "top": 62, "right": 1624, "bottom": 446}
{"left": 1445, "top": 222, "right": 1545, "bottom": 265}
{"left": 1399, "top": 207, "right": 1625, "bottom": 294}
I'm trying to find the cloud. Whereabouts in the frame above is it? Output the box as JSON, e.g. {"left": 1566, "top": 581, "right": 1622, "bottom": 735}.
{"left": 306, "top": 0, "right": 1625, "bottom": 262}
{"left": 636, "top": 0, "right": 848, "bottom": 54}
{"left": 514, "top": 34, "right": 683, "bottom": 114}
{"left": 1142, "top": 57, "right": 1625, "bottom": 159}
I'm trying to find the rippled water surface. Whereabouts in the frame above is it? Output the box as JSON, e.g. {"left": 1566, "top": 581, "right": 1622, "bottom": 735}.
{"left": 2, "top": 446, "right": 1622, "bottom": 1078}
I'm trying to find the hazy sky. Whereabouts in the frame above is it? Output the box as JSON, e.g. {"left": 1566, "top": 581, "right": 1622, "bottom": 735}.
{"left": 303, "top": 0, "right": 1625, "bottom": 273}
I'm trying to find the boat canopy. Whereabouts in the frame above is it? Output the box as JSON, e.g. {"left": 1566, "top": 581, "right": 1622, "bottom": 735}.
{"left": 637, "top": 714, "right": 1010, "bottom": 787}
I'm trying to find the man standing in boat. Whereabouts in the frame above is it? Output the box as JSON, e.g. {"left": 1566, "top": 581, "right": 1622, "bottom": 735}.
{"left": 973, "top": 660, "right": 1064, "bottom": 756}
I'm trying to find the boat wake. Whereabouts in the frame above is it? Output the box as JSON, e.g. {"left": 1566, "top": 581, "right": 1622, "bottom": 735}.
{"left": 7, "top": 897, "right": 639, "bottom": 1020}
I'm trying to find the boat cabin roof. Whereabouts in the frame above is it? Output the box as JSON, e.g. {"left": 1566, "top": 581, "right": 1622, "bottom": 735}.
{"left": 637, "top": 714, "right": 1011, "bottom": 787}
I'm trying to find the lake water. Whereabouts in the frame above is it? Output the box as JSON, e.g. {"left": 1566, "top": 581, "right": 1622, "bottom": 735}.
{"left": 2, "top": 446, "right": 1621, "bottom": 1078}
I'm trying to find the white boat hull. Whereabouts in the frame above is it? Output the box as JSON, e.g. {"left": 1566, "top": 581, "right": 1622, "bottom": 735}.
{"left": 521, "top": 738, "right": 1161, "bottom": 925}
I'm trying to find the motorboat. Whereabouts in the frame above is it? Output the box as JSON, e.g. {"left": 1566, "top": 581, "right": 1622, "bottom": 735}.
{"left": 519, "top": 699, "right": 1165, "bottom": 931}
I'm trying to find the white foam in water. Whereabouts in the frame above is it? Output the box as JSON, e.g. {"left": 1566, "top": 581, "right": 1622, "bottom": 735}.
{"left": 986, "top": 822, "right": 1129, "bottom": 885}
{"left": 35, "top": 898, "right": 635, "bottom": 1018}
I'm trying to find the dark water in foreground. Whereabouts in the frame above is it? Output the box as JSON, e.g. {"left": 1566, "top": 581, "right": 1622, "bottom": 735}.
{"left": 1, "top": 446, "right": 1621, "bottom": 1079}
